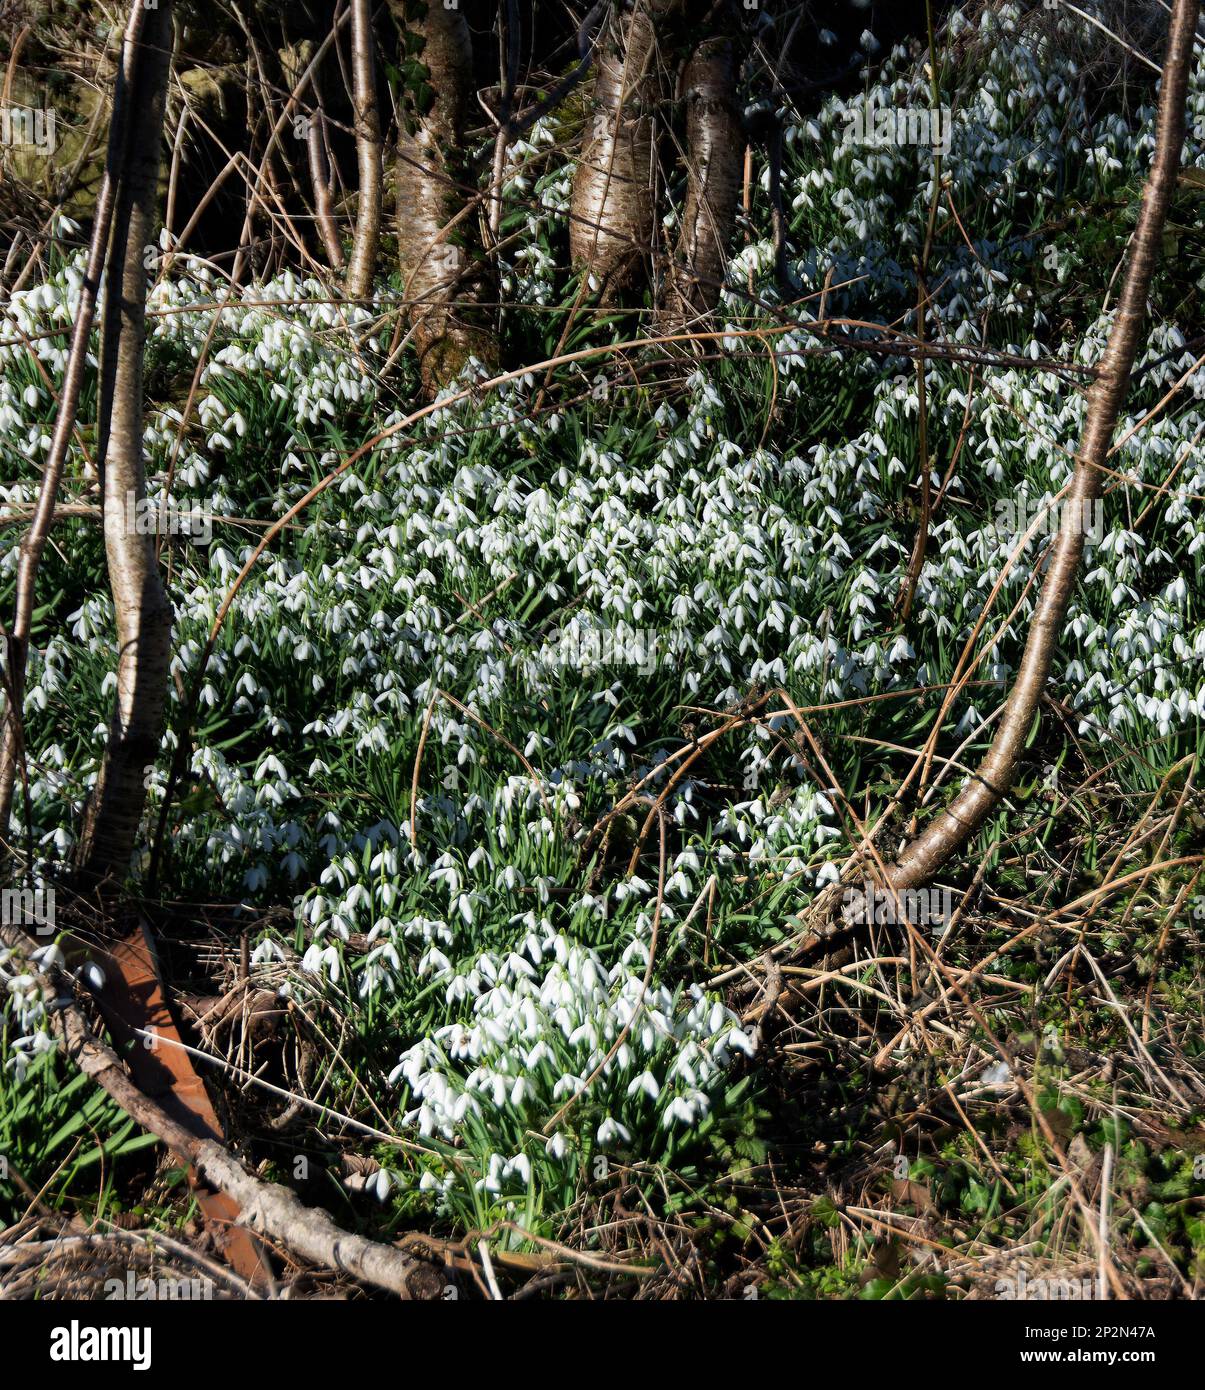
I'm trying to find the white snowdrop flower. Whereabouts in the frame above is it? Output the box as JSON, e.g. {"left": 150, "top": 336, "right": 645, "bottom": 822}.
{"left": 418, "top": 947, "right": 451, "bottom": 978}
{"left": 30, "top": 943, "right": 65, "bottom": 970}
{"left": 504, "top": 952, "right": 536, "bottom": 981}
{"left": 483, "top": 1153, "right": 505, "bottom": 1193}
{"left": 344, "top": 883, "right": 371, "bottom": 913}
{"left": 668, "top": 1054, "right": 697, "bottom": 1088}
{"left": 596, "top": 1118, "right": 631, "bottom": 1147}
{"left": 663, "top": 1096, "right": 697, "bottom": 1127}
{"left": 371, "top": 1168, "right": 393, "bottom": 1202}
{"left": 626, "top": 1070, "right": 660, "bottom": 1101}
{"left": 546, "top": 1132, "right": 567, "bottom": 1161}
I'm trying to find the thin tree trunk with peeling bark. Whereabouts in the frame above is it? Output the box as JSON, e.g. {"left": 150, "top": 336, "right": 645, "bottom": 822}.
{"left": 660, "top": 35, "right": 741, "bottom": 331}
{"left": 570, "top": 1, "right": 669, "bottom": 302}
{"left": 0, "top": 0, "right": 150, "bottom": 852}
{"left": 281, "top": 40, "right": 345, "bottom": 273}
{"left": 486, "top": 0, "right": 521, "bottom": 246}
{"left": 75, "top": 0, "right": 176, "bottom": 886}
{"left": 888, "top": 0, "right": 1200, "bottom": 892}
{"left": 308, "top": 96, "right": 345, "bottom": 272}
{"left": 387, "top": 0, "right": 497, "bottom": 397}
{"left": 346, "top": 0, "right": 382, "bottom": 300}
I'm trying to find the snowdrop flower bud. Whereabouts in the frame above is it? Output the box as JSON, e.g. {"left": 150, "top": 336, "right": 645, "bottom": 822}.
{"left": 80, "top": 961, "right": 106, "bottom": 991}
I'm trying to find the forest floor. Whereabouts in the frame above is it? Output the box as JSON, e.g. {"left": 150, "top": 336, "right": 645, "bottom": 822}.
{"left": 1, "top": 1, "right": 1203, "bottom": 1299}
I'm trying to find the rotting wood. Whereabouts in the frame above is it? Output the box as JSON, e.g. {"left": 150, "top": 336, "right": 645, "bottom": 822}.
{"left": 1, "top": 924, "right": 445, "bottom": 1300}
{"left": 95, "top": 919, "right": 272, "bottom": 1287}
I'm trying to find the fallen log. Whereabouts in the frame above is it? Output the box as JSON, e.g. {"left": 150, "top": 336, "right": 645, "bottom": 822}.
{"left": 1, "top": 926, "right": 444, "bottom": 1300}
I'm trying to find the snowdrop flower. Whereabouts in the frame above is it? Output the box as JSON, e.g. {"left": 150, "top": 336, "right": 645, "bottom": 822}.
{"left": 596, "top": 1118, "right": 631, "bottom": 1147}
{"left": 30, "top": 943, "right": 65, "bottom": 971}
{"left": 503, "top": 1153, "right": 531, "bottom": 1185}
{"left": 79, "top": 961, "right": 106, "bottom": 991}
{"left": 981, "top": 1061, "right": 1012, "bottom": 1087}
{"left": 626, "top": 1070, "right": 660, "bottom": 1101}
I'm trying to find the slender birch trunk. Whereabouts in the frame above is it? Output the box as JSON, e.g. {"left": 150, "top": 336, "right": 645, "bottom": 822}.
{"left": 888, "top": 0, "right": 1200, "bottom": 890}
{"left": 281, "top": 40, "right": 345, "bottom": 273}
{"left": 0, "top": 1, "right": 151, "bottom": 851}
{"left": 569, "top": 0, "right": 665, "bottom": 302}
{"left": 307, "top": 91, "right": 346, "bottom": 272}
{"left": 659, "top": 34, "right": 741, "bottom": 330}
{"left": 387, "top": 0, "right": 497, "bottom": 397}
{"left": 76, "top": 0, "right": 176, "bottom": 885}
{"left": 345, "top": 0, "right": 382, "bottom": 300}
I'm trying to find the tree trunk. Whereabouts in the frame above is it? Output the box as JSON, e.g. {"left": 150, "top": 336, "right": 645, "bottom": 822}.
{"left": 280, "top": 39, "right": 345, "bottom": 273}
{"left": 888, "top": 0, "right": 1200, "bottom": 891}
{"left": 387, "top": 0, "right": 497, "bottom": 397}
{"left": 659, "top": 34, "right": 741, "bottom": 331}
{"left": 569, "top": 0, "right": 667, "bottom": 303}
{"left": 76, "top": 0, "right": 176, "bottom": 886}
{"left": 345, "top": 0, "right": 382, "bottom": 300}
{"left": 0, "top": 0, "right": 151, "bottom": 852}
{"left": 307, "top": 89, "right": 346, "bottom": 272}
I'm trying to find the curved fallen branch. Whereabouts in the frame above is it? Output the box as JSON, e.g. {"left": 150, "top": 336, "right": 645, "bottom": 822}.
{"left": 1, "top": 926, "right": 443, "bottom": 1299}
{"left": 888, "top": 0, "right": 1200, "bottom": 891}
